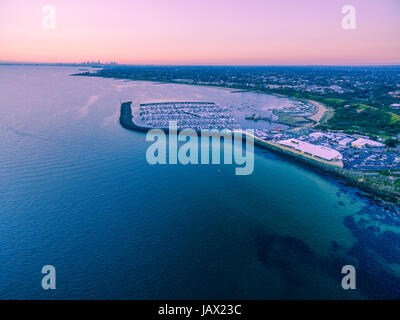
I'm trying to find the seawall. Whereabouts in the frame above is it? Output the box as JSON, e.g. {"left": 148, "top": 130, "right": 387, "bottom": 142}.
{"left": 120, "top": 101, "right": 150, "bottom": 133}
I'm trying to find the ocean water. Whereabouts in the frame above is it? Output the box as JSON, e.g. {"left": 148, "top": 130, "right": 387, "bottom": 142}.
{"left": 0, "top": 66, "right": 399, "bottom": 299}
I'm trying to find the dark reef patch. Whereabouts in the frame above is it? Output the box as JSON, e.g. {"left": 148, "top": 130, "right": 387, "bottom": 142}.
{"left": 254, "top": 200, "right": 400, "bottom": 299}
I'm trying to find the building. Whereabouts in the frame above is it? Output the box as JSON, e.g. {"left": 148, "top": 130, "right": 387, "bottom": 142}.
{"left": 309, "top": 132, "right": 325, "bottom": 139}
{"left": 277, "top": 138, "right": 343, "bottom": 161}
{"left": 339, "top": 138, "right": 354, "bottom": 146}
{"left": 351, "top": 138, "right": 385, "bottom": 149}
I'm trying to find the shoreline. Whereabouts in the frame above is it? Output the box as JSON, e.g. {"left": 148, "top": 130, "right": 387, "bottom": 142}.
{"left": 304, "top": 99, "right": 332, "bottom": 126}
{"left": 120, "top": 101, "right": 399, "bottom": 205}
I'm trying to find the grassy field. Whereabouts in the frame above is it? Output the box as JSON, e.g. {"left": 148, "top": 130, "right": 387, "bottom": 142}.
{"left": 271, "top": 91, "right": 400, "bottom": 138}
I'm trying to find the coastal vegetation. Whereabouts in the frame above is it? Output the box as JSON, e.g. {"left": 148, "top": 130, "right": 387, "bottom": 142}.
{"left": 265, "top": 90, "right": 400, "bottom": 138}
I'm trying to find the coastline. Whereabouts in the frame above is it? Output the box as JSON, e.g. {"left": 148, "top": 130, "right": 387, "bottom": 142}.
{"left": 305, "top": 99, "right": 333, "bottom": 126}
{"left": 306, "top": 99, "right": 327, "bottom": 124}
{"left": 120, "top": 101, "right": 399, "bottom": 205}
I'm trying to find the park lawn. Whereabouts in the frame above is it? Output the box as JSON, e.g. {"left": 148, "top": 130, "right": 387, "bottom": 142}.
{"left": 322, "top": 97, "right": 346, "bottom": 106}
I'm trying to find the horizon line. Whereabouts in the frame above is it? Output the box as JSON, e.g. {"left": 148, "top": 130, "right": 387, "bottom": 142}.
{"left": 1, "top": 61, "right": 400, "bottom": 68}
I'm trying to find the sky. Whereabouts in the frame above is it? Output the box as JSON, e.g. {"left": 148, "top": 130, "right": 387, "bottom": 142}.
{"left": 0, "top": 0, "right": 399, "bottom": 65}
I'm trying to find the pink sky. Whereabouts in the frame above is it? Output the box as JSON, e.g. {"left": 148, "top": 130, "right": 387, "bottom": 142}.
{"left": 0, "top": 0, "right": 399, "bottom": 65}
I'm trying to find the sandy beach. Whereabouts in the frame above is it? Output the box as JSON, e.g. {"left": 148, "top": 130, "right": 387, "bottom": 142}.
{"left": 306, "top": 99, "right": 329, "bottom": 125}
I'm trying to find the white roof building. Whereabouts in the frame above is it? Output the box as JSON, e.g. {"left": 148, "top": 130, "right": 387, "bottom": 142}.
{"left": 309, "top": 132, "right": 325, "bottom": 139}
{"left": 339, "top": 138, "right": 354, "bottom": 146}
{"left": 277, "top": 138, "right": 343, "bottom": 161}
{"left": 351, "top": 138, "right": 385, "bottom": 148}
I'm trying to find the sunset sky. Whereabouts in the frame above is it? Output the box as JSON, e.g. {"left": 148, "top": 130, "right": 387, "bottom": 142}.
{"left": 0, "top": 0, "right": 399, "bottom": 65}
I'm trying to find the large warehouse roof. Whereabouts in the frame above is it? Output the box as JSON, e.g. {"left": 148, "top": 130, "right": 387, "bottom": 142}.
{"left": 278, "top": 139, "right": 343, "bottom": 161}
{"left": 351, "top": 138, "right": 385, "bottom": 148}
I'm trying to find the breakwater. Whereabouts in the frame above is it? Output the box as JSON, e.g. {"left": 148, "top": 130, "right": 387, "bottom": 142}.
{"left": 120, "top": 101, "right": 151, "bottom": 133}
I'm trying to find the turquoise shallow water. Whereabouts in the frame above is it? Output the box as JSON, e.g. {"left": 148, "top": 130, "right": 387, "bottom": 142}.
{"left": 0, "top": 66, "right": 399, "bottom": 299}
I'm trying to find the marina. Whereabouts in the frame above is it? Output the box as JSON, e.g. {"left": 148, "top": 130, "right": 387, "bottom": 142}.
{"left": 137, "top": 101, "right": 240, "bottom": 130}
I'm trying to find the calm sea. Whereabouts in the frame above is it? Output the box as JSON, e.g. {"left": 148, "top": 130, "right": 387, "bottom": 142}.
{"left": 0, "top": 66, "right": 399, "bottom": 299}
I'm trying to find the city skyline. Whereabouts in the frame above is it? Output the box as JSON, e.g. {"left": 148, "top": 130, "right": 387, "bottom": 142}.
{"left": 1, "top": 0, "right": 399, "bottom": 65}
